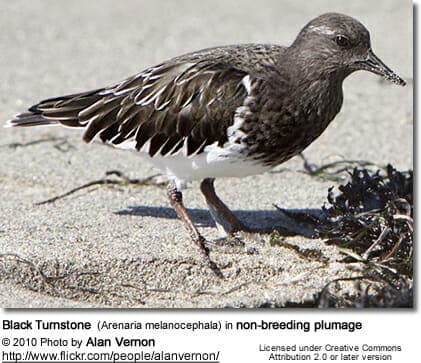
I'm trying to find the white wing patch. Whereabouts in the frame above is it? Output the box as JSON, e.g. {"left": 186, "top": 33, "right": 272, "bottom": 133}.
{"left": 241, "top": 74, "right": 252, "bottom": 94}
{"left": 226, "top": 75, "right": 254, "bottom": 146}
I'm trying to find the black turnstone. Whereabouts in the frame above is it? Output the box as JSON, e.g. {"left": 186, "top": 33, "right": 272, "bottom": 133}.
{"left": 6, "top": 13, "right": 406, "bottom": 276}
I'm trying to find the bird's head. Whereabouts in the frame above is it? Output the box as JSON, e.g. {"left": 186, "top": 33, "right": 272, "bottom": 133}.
{"left": 290, "top": 13, "right": 406, "bottom": 86}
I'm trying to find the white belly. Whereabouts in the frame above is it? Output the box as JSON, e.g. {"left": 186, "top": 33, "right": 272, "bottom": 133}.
{"left": 115, "top": 139, "right": 270, "bottom": 189}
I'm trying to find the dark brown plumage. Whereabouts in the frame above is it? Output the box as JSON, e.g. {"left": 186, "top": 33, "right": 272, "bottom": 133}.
{"left": 6, "top": 13, "right": 406, "bottom": 276}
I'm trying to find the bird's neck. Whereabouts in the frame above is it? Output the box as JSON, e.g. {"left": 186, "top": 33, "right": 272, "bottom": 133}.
{"left": 281, "top": 46, "right": 351, "bottom": 87}
{"left": 269, "top": 50, "right": 346, "bottom": 134}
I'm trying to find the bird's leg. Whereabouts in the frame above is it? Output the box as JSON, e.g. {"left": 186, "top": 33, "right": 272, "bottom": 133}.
{"left": 200, "top": 178, "right": 249, "bottom": 236}
{"left": 199, "top": 178, "right": 259, "bottom": 254}
{"left": 166, "top": 182, "right": 223, "bottom": 278}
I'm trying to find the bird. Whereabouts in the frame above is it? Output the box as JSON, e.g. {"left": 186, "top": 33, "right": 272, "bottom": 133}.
{"left": 6, "top": 13, "right": 406, "bottom": 277}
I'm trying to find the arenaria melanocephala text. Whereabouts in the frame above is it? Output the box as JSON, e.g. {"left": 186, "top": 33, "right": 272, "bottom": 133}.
{"left": 6, "top": 13, "right": 406, "bottom": 276}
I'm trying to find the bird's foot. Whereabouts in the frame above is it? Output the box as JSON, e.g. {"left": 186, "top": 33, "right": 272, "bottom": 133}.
{"left": 231, "top": 229, "right": 266, "bottom": 244}
{"left": 204, "top": 255, "right": 224, "bottom": 279}
{"left": 194, "top": 236, "right": 224, "bottom": 278}
{"left": 204, "top": 233, "right": 260, "bottom": 255}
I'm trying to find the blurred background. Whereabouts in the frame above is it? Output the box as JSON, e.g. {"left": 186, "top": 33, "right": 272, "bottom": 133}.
{"left": 0, "top": 1, "right": 412, "bottom": 98}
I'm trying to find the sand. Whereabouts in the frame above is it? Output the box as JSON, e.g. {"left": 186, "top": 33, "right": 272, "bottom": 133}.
{"left": 0, "top": 0, "right": 412, "bottom": 308}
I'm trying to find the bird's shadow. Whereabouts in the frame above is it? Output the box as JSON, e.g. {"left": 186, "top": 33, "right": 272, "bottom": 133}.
{"left": 115, "top": 205, "right": 324, "bottom": 238}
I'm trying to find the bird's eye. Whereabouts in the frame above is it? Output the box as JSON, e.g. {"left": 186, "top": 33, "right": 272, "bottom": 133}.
{"left": 335, "top": 35, "right": 351, "bottom": 48}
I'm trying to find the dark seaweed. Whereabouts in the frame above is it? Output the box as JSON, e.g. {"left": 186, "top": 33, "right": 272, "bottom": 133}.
{"left": 319, "top": 165, "right": 413, "bottom": 278}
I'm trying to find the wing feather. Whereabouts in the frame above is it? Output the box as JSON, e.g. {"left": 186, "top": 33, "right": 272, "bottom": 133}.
{"left": 9, "top": 57, "right": 250, "bottom": 156}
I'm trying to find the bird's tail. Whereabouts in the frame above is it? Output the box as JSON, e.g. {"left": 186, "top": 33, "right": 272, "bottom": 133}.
{"left": 5, "top": 89, "right": 105, "bottom": 136}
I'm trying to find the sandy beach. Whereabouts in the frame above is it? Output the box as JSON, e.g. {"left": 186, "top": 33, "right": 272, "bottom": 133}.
{"left": 0, "top": 0, "right": 412, "bottom": 307}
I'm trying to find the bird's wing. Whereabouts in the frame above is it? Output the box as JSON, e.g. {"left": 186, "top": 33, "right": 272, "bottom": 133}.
{"left": 10, "top": 59, "right": 250, "bottom": 157}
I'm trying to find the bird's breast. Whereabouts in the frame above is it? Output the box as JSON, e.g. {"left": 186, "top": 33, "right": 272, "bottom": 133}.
{"left": 237, "top": 78, "right": 343, "bottom": 166}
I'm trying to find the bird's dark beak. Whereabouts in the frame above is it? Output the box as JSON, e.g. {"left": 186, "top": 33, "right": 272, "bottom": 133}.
{"left": 354, "top": 49, "right": 406, "bottom": 86}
